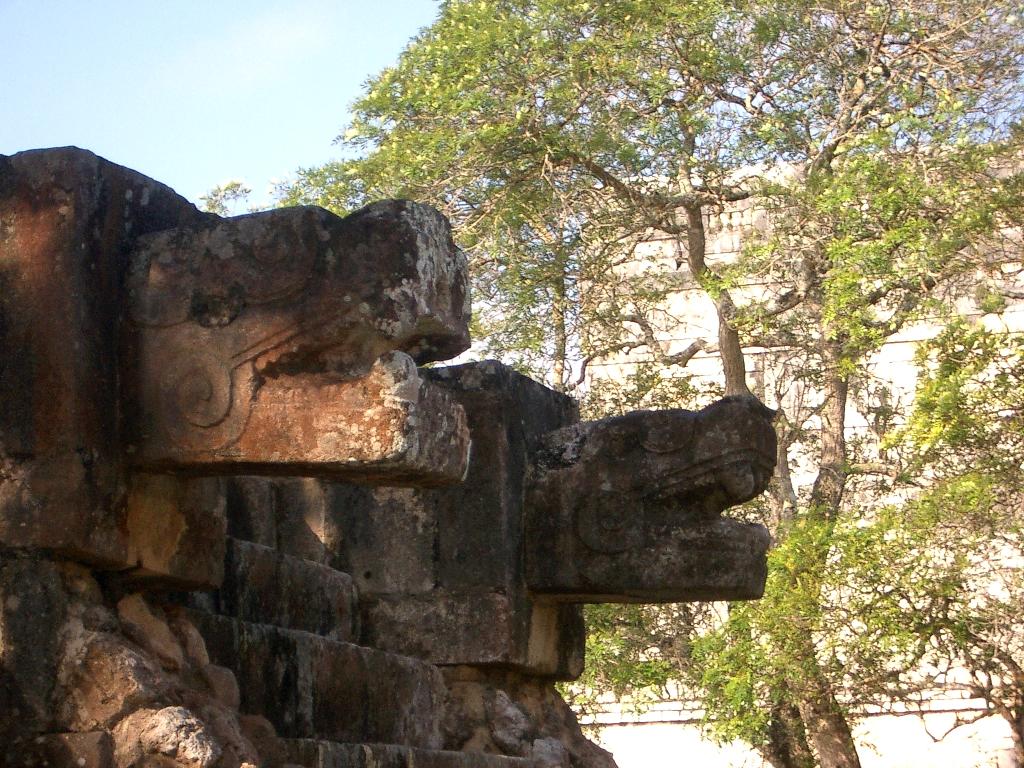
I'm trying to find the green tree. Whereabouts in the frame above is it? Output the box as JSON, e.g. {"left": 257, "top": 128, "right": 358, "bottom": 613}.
{"left": 284, "top": 2, "right": 1024, "bottom": 766}
{"left": 199, "top": 180, "right": 253, "bottom": 216}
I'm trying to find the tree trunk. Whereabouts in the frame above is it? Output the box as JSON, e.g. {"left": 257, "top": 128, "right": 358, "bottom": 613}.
{"left": 796, "top": 673, "right": 862, "bottom": 768}
{"left": 684, "top": 205, "right": 750, "bottom": 396}
{"left": 1006, "top": 708, "right": 1024, "bottom": 768}
{"left": 760, "top": 702, "right": 816, "bottom": 768}
{"left": 810, "top": 342, "right": 849, "bottom": 519}
{"left": 552, "top": 265, "right": 568, "bottom": 391}
{"left": 796, "top": 339, "right": 862, "bottom": 768}
{"left": 686, "top": 202, "right": 862, "bottom": 768}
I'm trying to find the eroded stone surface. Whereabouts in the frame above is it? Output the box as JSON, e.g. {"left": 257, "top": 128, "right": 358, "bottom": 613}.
{"left": 0, "top": 147, "right": 781, "bottom": 768}
{"left": 0, "top": 147, "right": 204, "bottom": 566}
{"left": 112, "top": 706, "right": 222, "bottom": 768}
{"left": 328, "top": 361, "right": 584, "bottom": 678}
{"left": 124, "top": 474, "right": 227, "bottom": 589}
{"left": 0, "top": 552, "right": 68, "bottom": 742}
{"left": 526, "top": 395, "right": 776, "bottom": 602}
{"left": 117, "top": 594, "right": 187, "bottom": 672}
{"left": 190, "top": 611, "right": 446, "bottom": 748}
{"left": 18, "top": 732, "right": 115, "bottom": 768}
{"left": 190, "top": 537, "right": 358, "bottom": 641}
{"left": 283, "top": 740, "right": 540, "bottom": 768}
{"left": 333, "top": 363, "right": 774, "bottom": 678}
{"left": 126, "top": 199, "right": 472, "bottom": 479}
{"left": 442, "top": 668, "right": 615, "bottom": 768}
{"left": 0, "top": 148, "right": 472, "bottom": 571}
{"left": 143, "top": 351, "right": 470, "bottom": 485}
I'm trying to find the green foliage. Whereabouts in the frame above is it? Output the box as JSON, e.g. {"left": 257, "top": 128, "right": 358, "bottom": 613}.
{"left": 199, "top": 180, "right": 252, "bottom": 216}
{"left": 581, "top": 361, "right": 706, "bottom": 420}
{"left": 690, "top": 517, "right": 833, "bottom": 748}
{"left": 565, "top": 603, "right": 679, "bottom": 717}
{"left": 899, "top": 322, "right": 1024, "bottom": 475}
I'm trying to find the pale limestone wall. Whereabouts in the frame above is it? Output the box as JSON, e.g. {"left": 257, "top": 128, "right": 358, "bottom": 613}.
{"left": 591, "top": 713, "right": 1016, "bottom": 768}
{"left": 582, "top": 688, "right": 1017, "bottom": 767}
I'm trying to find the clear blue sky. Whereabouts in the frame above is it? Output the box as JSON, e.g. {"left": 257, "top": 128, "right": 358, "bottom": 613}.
{"left": 0, "top": 0, "right": 440, "bottom": 207}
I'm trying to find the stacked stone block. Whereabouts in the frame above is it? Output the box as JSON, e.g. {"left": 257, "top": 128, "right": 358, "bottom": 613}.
{"left": 0, "top": 147, "right": 777, "bottom": 768}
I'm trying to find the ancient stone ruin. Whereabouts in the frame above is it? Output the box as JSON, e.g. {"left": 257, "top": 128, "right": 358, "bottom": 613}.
{"left": 0, "top": 147, "right": 777, "bottom": 768}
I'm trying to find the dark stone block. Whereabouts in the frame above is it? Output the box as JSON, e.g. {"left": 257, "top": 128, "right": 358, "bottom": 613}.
{"left": 235, "top": 620, "right": 314, "bottom": 738}
{"left": 275, "top": 478, "right": 330, "bottom": 564}
{"left": 0, "top": 147, "right": 206, "bottom": 567}
{"left": 282, "top": 740, "right": 539, "bottom": 768}
{"left": 121, "top": 474, "right": 226, "bottom": 589}
{"left": 326, "top": 362, "right": 585, "bottom": 676}
{"left": 14, "top": 731, "right": 114, "bottom": 768}
{"left": 189, "top": 613, "right": 444, "bottom": 746}
{"left": 360, "top": 644, "right": 444, "bottom": 749}
{"left": 326, "top": 484, "right": 437, "bottom": 595}
{"left": 360, "top": 591, "right": 583, "bottom": 680}
{"left": 218, "top": 538, "right": 358, "bottom": 640}
{"left": 226, "top": 477, "right": 278, "bottom": 549}
{"left": 0, "top": 552, "right": 68, "bottom": 744}
{"left": 425, "top": 361, "right": 578, "bottom": 593}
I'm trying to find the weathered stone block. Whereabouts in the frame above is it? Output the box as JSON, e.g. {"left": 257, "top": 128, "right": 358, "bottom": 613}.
{"left": 275, "top": 478, "right": 330, "bottom": 564}
{"left": 0, "top": 552, "right": 68, "bottom": 744}
{"left": 0, "top": 147, "right": 207, "bottom": 566}
{"left": 110, "top": 705, "right": 228, "bottom": 768}
{"left": 361, "top": 592, "right": 583, "bottom": 679}
{"left": 134, "top": 352, "right": 472, "bottom": 486}
{"left": 530, "top": 516, "right": 771, "bottom": 602}
{"left": 227, "top": 477, "right": 331, "bottom": 563}
{"left": 16, "top": 731, "right": 115, "bottom": 768}
{"left": 1, "top": 148, "right": 475, "bottom": 571}
{"left": 326, "top": 484, "right": 437, "bottom": 595}
{"left": 326, "top": 362, "right": 585, "bottom": 676}
{"left": 425, "top": 362, "right": 579, "bottom": 592}
{"left": 355, "top": 642, "right": 444, "bottom": 749}
{"left": 216, "top": 537, "right": 357, "bottom": 640}
{"left": 225, "top": 476, "right": 278, "bottom": 549}
{"left": 200, "top": 663, "right": 241, "bottom": 710}
{"left": 0, "top": 453, "right": 131, "bottom": 568}
{"left": 117, "top": 594, "right": 186, "bottom": 671}
{"left": 58, "top": 629, "right": 172, "bottom": 732}
{"left": 326, "top": 362, "right": 583, "bottom": 676}
{"left": 526, "top": 396, "right": 776, "bottom": 602}
{"left": 234, "top": 621, "right": 314, "bottom": 739}
{"left": 283, "top": 740, "right": 539, "bottom": 768}
{"left": 125, "top": 197, "right": 472, "bottom": 483}
{"left": 307, "top": 632, "right": 445, "bottom": 748}
{"left": 123, "top": 474, "right": 226, "bottom": 589}
{"left": 190, "top": 613, "right": 445, "bottom": 746}
{"left": 441, "top": 669, "right": 616, "bottom": 768}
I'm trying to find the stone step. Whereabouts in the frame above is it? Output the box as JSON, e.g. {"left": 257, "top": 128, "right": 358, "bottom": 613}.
{"left": 189, "top": 612, "right": 444, "bottom": 748}
{"left": 186, "top": 537, "right": 358, "bottom": 641}
{"left": 225, "top": 477, "right": 333, "bottom": 566}
{"left": 284, "top": 740, "right": 539, "bottom": 768}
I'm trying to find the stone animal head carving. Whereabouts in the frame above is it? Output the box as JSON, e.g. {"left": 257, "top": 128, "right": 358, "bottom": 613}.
{"left": 526, "top": 396, "right": 776, "bottom": 602}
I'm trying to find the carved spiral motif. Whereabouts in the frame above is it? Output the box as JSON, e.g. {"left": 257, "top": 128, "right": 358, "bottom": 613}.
{"left": 172, "top": 365, "right": 233, "bottom": 428}
{"left": 161, "top": 359, "right": 256, "bottom": 452}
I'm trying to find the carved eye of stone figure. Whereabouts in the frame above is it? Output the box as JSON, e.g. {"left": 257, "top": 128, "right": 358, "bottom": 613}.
{"left": 640, "top": 412, "right": 696, "bottom": 455}
{"left": 576, "top": 486, "right": 644, "bottom": 555}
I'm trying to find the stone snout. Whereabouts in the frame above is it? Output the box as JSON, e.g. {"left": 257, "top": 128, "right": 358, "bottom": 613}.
{"left": 525, "top": 396, "right": 777, "bottom": 603}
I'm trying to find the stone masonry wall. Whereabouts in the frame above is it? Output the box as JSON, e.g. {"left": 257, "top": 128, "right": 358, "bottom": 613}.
{"left": 0, "top": 147, "right": 776, "bottom": 768}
